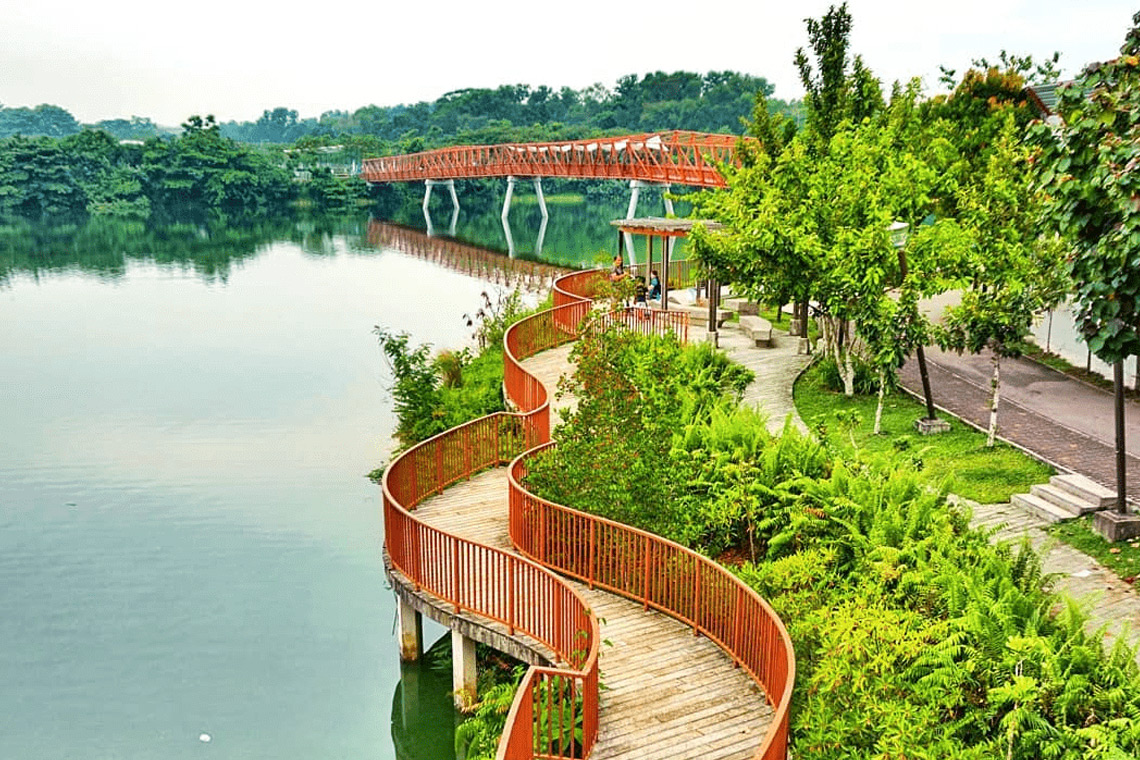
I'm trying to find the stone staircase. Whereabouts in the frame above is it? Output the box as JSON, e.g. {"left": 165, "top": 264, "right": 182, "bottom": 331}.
{"left": 1010, "top": 473, "right": 1119, "bottom": 523}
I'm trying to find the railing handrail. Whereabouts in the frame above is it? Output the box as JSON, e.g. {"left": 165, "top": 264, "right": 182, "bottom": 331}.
{"left": 382, "top": 264, "right": 792, "bottom": 760}
{"left": 505, "top": 269, "right": 794, "bottom": 760}
{"left": 360, "top": 131, "right": 745, "bottom": 189}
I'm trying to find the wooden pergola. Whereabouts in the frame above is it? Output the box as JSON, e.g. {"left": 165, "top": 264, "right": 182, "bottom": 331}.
{"left": 610, "top": 217, "right": 723, "bottom": 311}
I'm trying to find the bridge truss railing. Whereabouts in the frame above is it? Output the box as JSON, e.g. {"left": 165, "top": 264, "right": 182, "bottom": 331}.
{"left": 361, "top": 131, "right": 740, "bottom": 188}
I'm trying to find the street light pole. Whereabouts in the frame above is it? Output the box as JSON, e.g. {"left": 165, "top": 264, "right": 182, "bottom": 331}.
{"left": 1116, "top": 359, "right": 1128, "bottom": 513}
{"left": 891, "top": 222, "right": 939, "bottom": 422}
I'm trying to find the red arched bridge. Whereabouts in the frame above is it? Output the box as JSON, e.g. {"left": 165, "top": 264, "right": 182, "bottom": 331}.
{"left": 360, "top": 130, "right": 741, "bottom": 188}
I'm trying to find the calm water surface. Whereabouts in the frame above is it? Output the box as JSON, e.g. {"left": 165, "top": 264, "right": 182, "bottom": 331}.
{"left": 0, "top": 223, "right": 515, "bottom": 758}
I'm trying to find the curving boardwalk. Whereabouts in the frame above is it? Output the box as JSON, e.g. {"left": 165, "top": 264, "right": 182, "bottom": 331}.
{"left": 383, "top": 270, "right": 793, "bottom": 760}
{"left": 413, "top": 345, "right": 773, "bottom": 759}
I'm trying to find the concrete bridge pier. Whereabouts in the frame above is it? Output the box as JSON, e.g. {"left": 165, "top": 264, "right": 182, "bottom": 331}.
{"left": 397, "top": 593, "right": 476, "bottom": 708}
{"left": 624, "top": 180, "right": 674, "bottom": 269}
{"left": 501, "top": 177, "right": 549, "bottom": 258}
{"left": 423, "top": 179, "right": 459, "bottom": 236}
{"left": 397, "top": 596, "right": 423, "bottom": 661}
{"left": 451, "top": 629, "right": 477, "bottom": 708}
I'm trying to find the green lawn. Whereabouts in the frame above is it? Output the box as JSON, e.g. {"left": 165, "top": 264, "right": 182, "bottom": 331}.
{"left": 793, "top": 362, "right": 1054, "bottom": 504}
{"left": 1049, "top": 516, "right": 1140, "bottom": 579}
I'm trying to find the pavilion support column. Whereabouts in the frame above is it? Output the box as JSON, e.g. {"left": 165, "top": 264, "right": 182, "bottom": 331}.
{"left": 451, "top": 629, "right": 477, "bottom": 709}
{"left": 662, "top": 186, "right": 675, "bottom": 271}
{"left": 661, "top": 233, "right": 670, "bottom": 311}
{"left": 396, "top": 596, "right": 422, "bottom": 662}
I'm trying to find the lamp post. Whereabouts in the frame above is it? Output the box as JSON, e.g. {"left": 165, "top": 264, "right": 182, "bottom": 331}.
{"left": 890, "top": 222, "right": 947, "bottom": 434}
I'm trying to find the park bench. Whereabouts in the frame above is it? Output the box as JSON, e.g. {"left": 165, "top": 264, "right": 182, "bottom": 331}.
{"left": 739, "top": 315, "right": 774, "bottom": 347}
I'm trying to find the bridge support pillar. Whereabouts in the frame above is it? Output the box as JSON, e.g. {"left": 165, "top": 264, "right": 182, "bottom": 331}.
{"left": 533, "top": 177, "right": 548, "bottom": 220}
{"left": 451, "top": 629, "right": 477, "bottom": 708}
{"left": 423, "top": 180, "right": 459, "bottom": 236}
{"left": 624, "top": 181, "right": 673, "bottom": 268}
{"left": 397, "top": 596, "right": 423, "bottom": 662}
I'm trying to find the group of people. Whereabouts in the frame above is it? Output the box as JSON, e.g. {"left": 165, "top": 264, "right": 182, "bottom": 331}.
{"left": 611, "top": 256, "right": 661, "bottom": 307}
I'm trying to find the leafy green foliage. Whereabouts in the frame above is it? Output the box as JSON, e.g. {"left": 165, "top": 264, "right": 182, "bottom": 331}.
{"left": 0, "top": 114, "right": 298, "bottom": 223}
{"left": 527, "top": 319, "right": 1140, "bottom": 758}
{"left": 523, "top": 317, "right": 753, "bottom": 544}
{"left": 373, "top": 288, "right": 547, "bottom": 461}
{"left": 1033, "top": 13, "right": 1140, "bottom": 364}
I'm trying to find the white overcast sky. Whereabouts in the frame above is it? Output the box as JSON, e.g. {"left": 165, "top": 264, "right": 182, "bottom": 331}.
{"left": 0, "top": 0, "right": 1135, "bottom": 126}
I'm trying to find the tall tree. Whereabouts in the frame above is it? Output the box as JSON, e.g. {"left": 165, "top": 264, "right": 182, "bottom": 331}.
{"left": 1033, "top": 12, "right": 1140, "bottom": 504}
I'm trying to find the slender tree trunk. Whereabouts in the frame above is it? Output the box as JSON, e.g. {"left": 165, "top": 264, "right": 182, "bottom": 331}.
{"left": 843, "top": 345, "right": 855, "bottom": 397}
{"left": 874, "top": 368, "right": 886, "bottom": 434}
{"left": 987, "top": 352, "right": 1001, "bottom": 448}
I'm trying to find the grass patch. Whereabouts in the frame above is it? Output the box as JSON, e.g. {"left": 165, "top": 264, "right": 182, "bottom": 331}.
{"left": 1049, "top": 515, "right": 1140, "bottom": 581}
{"left": 793, "top": 361, "right": 1053, "bottom": 504}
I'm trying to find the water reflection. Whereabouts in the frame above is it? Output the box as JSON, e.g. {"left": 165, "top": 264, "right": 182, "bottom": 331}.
{"left": 366, "top": 220, "right": 567, "bottom": 294}
{"left": 391, "top": 656, "right": 461, "bottom": 760}
{"left": 0, "top": 215, "right": 370, "bottom": 285}
{"left": 393, "top": 190, "right": 691, "bottom": 269}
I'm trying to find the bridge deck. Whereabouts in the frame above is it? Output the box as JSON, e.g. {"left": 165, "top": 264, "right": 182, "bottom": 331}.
{"left": 414, "top": 345, "right": 773, "bottom": 759}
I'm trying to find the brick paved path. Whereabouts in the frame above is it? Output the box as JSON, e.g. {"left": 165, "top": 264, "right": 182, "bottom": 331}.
{"left": 898, "top": 355, "right": 1140, "bottom": 501}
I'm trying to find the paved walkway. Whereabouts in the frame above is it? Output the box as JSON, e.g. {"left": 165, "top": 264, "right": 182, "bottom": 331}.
{"left": 885, "top": 348, "right": 1140, "bottom": 658}
{"left": 898, "top": 349, "right": 1140, "bottom": 500}
{"left": 704, "top": 325, "right": 814, "bottom": 436}
{"left": 415, "top": 343, "right": 773, "bottom": 760}
{"left": 967, "top": 500, "right": 1140, "bottom": 656}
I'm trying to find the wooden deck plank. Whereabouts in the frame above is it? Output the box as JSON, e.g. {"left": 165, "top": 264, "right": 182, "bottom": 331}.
{"left": 404, "top": 346, "right": 774, "bottom": 760}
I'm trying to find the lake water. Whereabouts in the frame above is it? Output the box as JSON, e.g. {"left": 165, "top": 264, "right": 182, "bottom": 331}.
{"left": 0, "top": 216, "right": 544, "bottom": 759}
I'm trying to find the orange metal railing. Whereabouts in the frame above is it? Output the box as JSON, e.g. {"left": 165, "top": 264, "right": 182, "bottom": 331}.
{"left": 361, "top": 131, "right": 741, "bottom": 188}
{"left": 383, "top": 266, "right": 792, "bottom": 760}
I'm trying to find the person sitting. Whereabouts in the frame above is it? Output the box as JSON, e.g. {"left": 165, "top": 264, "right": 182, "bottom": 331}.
{"left": 634, "top": 279, "right": 648, "bottom": 307}
{"left": 648, "top": 270, "right": 661, "bottom": 300}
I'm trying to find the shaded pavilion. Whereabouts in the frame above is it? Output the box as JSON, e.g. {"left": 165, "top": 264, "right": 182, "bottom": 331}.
{"left": 610, "top": 217, "right": 723, "bottom": 312}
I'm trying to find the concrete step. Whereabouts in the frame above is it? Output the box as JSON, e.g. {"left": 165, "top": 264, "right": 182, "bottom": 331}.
{"left": 1030, "top": 483, "right": 1098, "bottom": 516}
{"left": 1011, "top": 492, "right": 1075, "bottom": 524}
{"left": 1051, "top": 473, "right": 1118, "bottom": 510}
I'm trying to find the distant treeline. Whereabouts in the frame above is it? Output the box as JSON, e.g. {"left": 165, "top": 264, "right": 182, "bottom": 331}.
{"left": 2, "top": 70, "right": 799, "bottom": 146}
{"left": 218, "top": 71, "right": 801, "bottom": 146}
{"left": 0, "top": 70, "right": 791, "bottom": 223}
{"left": 0, "top": 116, "right": 372, "bottom": 224}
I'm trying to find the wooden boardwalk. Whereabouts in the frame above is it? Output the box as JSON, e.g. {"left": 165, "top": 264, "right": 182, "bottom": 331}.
{"left": 414, "top": 344, "right": 774, "bottom": 760}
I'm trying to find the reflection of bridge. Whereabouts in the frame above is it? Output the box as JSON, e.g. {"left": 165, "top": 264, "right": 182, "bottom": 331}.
{"left": 366, "top": 220, "right": 567, "bottom": 291}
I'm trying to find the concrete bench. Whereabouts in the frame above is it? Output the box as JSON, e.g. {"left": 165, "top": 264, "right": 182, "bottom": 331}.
{"left": 739, "top": 315, "right": 773, "bottom": 347}
{"left": 678, "top": 304, "right": 732, "bottom": 328}
{"left": 722, "top": 298, "right": 759, "bottom": 316}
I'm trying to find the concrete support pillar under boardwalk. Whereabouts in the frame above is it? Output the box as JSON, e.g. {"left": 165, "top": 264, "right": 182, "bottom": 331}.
{"left": 397, "top": 596, "right": 422, "bottom": 662}
{"left": 451, "top": 628, "right": 477, "bottom": 708}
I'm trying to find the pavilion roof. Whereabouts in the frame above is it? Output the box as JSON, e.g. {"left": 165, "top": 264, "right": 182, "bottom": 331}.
{"left": 610, "top": 217, "right": 723, "bottom": 237}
